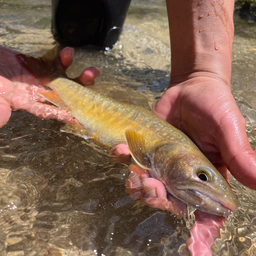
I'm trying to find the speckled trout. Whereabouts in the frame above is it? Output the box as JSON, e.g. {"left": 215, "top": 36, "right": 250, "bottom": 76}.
{"left": 17, "top": 47, "right": 239, "bottom": 217}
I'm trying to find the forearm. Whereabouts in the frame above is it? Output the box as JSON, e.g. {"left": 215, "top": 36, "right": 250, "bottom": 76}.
{"left": 166, "top": 0, "right": 234, "bottom": 86}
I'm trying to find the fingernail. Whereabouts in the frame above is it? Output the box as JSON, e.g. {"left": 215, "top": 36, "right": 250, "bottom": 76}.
{"left": 65, "top": 47, "right": 74, "bottom": 55}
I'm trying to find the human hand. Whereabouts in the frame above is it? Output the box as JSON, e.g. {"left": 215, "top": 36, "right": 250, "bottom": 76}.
{"left": 125, "top": 164, "right": 186, "bottom": 218}
{"left": 113, "top": 75, "right": 248, "bottom": 254}
{"left": 125, "top": 164, "right": 224, "bottom": 256}
{"left": 154, "top": 76, "right": 256, "bottom": 190}
{"left": 0, "top": 46, "right": 99, "bottom": 128}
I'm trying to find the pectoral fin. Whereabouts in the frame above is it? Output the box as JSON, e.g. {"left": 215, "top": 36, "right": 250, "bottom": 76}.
{"left": 125, "top": 129, "right": 151, "bottom": 170}
{"left": 61, "top": 123, "right": 93, "bottom": 140}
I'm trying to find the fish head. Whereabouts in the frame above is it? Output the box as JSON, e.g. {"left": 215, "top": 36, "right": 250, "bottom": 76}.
{"left": 151, "top": 144, "right": 239, "bottom": 217}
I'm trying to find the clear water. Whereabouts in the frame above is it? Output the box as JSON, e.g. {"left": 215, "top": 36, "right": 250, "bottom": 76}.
{"left": 0, "top": 0, "right": 256, "bottom": 255}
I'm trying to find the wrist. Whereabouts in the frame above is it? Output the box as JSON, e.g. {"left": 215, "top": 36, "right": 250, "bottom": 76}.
{"left": 170, "top": 69, "right": 231, "bottom": 89}
{"left": 170, "top": 45, "right": 233, "bottom": 87}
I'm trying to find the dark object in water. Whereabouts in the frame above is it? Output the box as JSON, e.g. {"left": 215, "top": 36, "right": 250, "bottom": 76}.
{"left": 51, "top": 0, "right": 131, "bottom": 48}
{"left": 235, "top": 0, "right": 256, "bottom": 23}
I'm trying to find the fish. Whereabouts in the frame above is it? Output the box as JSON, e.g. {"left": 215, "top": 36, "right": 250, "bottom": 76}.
{"left": 17, "top": 46, "right": 239, "bottom": 217}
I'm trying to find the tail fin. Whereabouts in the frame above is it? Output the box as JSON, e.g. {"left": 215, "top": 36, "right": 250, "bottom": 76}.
{"left": 16, "top": 44, "right": 66, "bottom": 84}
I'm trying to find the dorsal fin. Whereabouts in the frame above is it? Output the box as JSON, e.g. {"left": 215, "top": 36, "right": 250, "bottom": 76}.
{"left": 125, "top": 129, "right": 151, "bottom": 170}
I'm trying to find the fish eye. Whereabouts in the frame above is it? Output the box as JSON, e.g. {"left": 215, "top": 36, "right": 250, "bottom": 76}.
{"left": 196, "top": 168, "right": 211, "bottom": 182}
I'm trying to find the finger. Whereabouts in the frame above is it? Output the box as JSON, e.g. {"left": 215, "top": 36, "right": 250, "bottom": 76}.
{"left": 23, "top": 101, "right": 76, "bottom": 123}
{"left": 216, "top": 107, "right": 256, "bottom": 190}
{"left": 0, "top": 97, "right": 11, "bottom": 127}
{"left": 144, "top": 178, "right": 167, "bottom": 198}
{"left": 152, "top": 85, "right": 181, "bottom": 123}
{"left": 143, "top": 178, "right": 186, "bottom": 216}
{"left": 143, "top": 190, "right": 185, "bottom": 216}
{"left": 125, "top": 165, "right": 148, "bottom": 200}
{"left": 60, "top": 47, "right": 74, "bottom": 69}
{"left": 60, "top": 47, "right": 99, "bottom": 85}
{"left": 110, "top": 144, "right": 130, "bottom": 156}
{"left": 73, "top": 67, "right": 100, "bottom": 86}
{"left": 126, "top": 165, "right": 149, "bottom": 188}
{"left": 142, "top": 181, "right": 169, "bottom": 210}
{"left": 110, "top": 144, "right": 131, "bottom": 163}
{"left": 126, "top": 165, "right": 186, "bottom": 215}
{"left": 229, "top": 144, "right": 256, "bottom": 190}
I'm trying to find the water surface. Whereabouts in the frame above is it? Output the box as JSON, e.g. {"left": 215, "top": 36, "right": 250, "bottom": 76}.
{"left": 0, "top": 1, "right": 256, "bottom": 255}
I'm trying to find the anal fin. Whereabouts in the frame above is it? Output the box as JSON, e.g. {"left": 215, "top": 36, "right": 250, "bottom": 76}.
{"left": 61, "top": 122, "right": 93, "bottom": 140}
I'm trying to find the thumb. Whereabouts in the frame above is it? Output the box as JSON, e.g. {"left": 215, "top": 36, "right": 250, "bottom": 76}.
{"left": 217, "top": 107, "right": 256, "bottom": 190}
{"left": 0, "top": 97, "right": 11, "bottom": 127}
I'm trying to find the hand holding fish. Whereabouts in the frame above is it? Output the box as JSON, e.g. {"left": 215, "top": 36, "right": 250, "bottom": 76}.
{"left": 125, "top": 163, "right": 225, "bottom": 256}
{"left": 157, "top": 0, "right": 256, "bottom": 191}
{"left": 125, "top": 164, "right": 186, "bottom": 216}
{"left": 116, "top": 0, "right": 251, "bottom": 254}
{"left": 0, "top": 46, "right": 99, "bottom": 128}
{"left": 153, "top": 77, "right": 256, "bottom": 191}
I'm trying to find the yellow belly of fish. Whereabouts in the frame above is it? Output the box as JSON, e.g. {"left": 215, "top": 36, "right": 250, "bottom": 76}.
{"left": 47, "top": 78, "right": 195, "bottom": 152}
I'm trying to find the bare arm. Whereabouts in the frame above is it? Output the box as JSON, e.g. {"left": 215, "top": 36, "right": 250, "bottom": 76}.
{"left": 153, "top": 0, "right": 256, "bottom": 190}
{"left": 167, "top": 0, "right": 234, "bottom": 85}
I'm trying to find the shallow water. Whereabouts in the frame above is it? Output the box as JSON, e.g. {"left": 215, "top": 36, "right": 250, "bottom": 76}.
{"left": 0, "top": 0, "right": 256, "bottom": 255}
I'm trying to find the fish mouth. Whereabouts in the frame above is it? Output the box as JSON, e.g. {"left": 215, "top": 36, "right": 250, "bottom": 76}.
{"left": 186, "top": 189, "right": 238, "bottom": 217}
